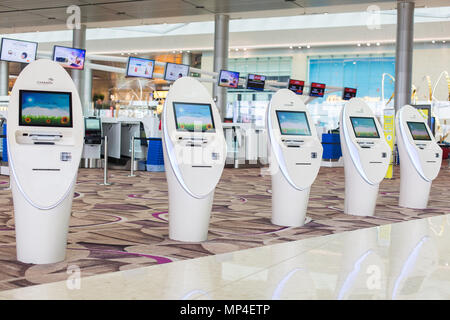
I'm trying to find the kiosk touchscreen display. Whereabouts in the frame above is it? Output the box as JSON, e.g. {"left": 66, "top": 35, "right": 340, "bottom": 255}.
{"left": 173, "top": 102, "right": 215, "bottom": 133}
{"left": 350, "top": 117, "right": 380, "bottom": 138}
{"left": 85, "top": 118, "right": 101, "bottom": 131}
{"left": 19, "top": 90, "right": 73, "bottom": 128}
{"left": 276, "top": 111, "right": 311, "bottom": 136}
{"left": 407, "top": 121, "right": 431, "bottom": 141}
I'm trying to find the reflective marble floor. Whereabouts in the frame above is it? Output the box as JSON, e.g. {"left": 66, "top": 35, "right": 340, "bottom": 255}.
{"left": 1, "top": 214, "right": 449, "bottom": 300}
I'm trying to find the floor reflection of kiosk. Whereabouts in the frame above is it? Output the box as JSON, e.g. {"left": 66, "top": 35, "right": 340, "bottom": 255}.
{"left": 340, "top": 98, "right": 390, "bottom": 216}
{"left": 82, "top": 117, "right": 102, "bottom": 168}
{"left": 267, "top": 89, "right": 322, "bottom": 227}
{"left": 162, "top": 77, "right": 226, "bottom": 242}
{"left": 396, "top": 105, "right": 442, "bottom": 209}
{"left": 7, "top": 59, "right": 83, "bottom": 264}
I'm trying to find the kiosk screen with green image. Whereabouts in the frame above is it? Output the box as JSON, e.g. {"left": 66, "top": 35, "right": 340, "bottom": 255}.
{"left": 407, "top": 121, "right": 431, "bottom": 141}
{"left": 276, "top": 111, "right": 311, "bottom": 136}
{"left": 173, "top": 102, "right": 215, "bottom": 133}
{"left": 350, "top": 117, "right": 380, "bottom": 138}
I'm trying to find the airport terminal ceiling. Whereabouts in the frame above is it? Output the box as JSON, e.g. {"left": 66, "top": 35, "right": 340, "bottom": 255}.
{"left": 0, "top": 0, "right": 449, "bottom": 33}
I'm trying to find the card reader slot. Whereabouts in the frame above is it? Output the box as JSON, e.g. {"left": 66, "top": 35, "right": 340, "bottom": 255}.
{"left": 369, "top": 161, "right": 382, "bottom": 164}
{"left": 296, "top": 163, "right": 311, "bottom": 165}
{"left": 426, "top": 160, "right": 437, "bottom": 163}
{"left": 192, "top": 165, "right": 212, "bottom": 168}
{"left": 287, "top": 145, "right": 300, "bottom": 148}
{"left": 34, "top": 142, "right": 55, "bottom": 145}
{"left": 32, "top": 168, "right": 60, "bottom": 171}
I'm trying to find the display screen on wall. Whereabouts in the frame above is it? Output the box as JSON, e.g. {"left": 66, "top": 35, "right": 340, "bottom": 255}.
{"left": 343, "top": 87, "right": 357, "bottom": 100}
{"left": 0, "top": 38, "right": 38, "bottom": 64}
{"left": 309, "top": 82, "right": 326, "bottom": 97}
{"left": 218, "top": 70, "right": 240, "bottom": 88}
{"left": 164, "top": 62, "right": 190, "bottom": 81}
{"left": 350, "top": 117, "right": 380, "bottom": 138}
{"left": 173, "top": 102, "right": 215, "bottom": 133}
{"left": 52, "top": 45, "right": 86, "bottom": 70}
{"left": 85, "top": 118, "right": 101, "bottom": 131}
{"left": 407, "top": 121, "right": 431, "bottom": 141}
{"left": 19, "top": 90, "right": 73, "bottom": 128}
{"left": 276, "top": 111, "right": 311, "bottom": 136}
{"left": 287, "top": 79, "right": 305, "bottom": 95}
{"left": 126, "top": 57, "right": 155, "bottom": 79}
{"left": 246, "top": 74, "right": 266, "bottom": 91}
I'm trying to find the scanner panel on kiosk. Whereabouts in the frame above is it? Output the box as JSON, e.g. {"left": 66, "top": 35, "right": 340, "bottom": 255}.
{"left": 340, "top": 98, "right": 390, "bottom": 216}
{"left": 267, "top": 89, "right": 323, "bottom": 226}
{"left": 162, "top": 77, "right": 226, "bottom": 241}
{"left": 7, "top": 59, "right": 83, "bottom": 264}
{"left": 396, "top": 105, "right": 442, "bottom": 209}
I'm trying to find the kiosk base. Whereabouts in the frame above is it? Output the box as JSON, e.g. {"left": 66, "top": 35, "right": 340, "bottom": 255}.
{"left": 399, "top": 168, "right": 431, "bottom": 209}
{"left": 271, "top": 169, "right": 310, "bottom": 227}
{"left": 11, "top": 178, "right": 75, "bottom": 264}
{"left": 166, "top": 164, "right": 213, "bottom": 242}
{"left": 344, "top": 163, "right": 379, "bottom": 217}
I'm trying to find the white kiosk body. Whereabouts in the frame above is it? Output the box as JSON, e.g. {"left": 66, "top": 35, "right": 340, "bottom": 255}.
{"left": 339, "top": 98, "right": 390, "bottom": 216}
{"left": 396, "top": 105, "right": 442, "bottom": 209}
{"left": 8, "top": 60, "right": 84, "bottom": 264}
{"left": 267, "top": 89, "right": 323, "bottom": 227}
{"left": 162, "top": 77, "right": 226, "bottom": 242}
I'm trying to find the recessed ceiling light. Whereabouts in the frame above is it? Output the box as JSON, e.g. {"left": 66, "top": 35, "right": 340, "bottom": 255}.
{"left": 243, "top": 48, "right": 247, "bottom": 51}
{"left": 121, "top": 53, "right": 124, "bottom": 55}
{"left": 376, "top": 42, "right": 380, "bottom": 46}
{"left": 357, "top": 43, "right": 361, "bottom": 46}
{"left": 366, "top": 43, "right": 371, "bottom": 46}
{"left": 324, "top": 12, "right": 328, "bottom": 15}
{"left": 306, "top": 45, "right": 311, "bottom": 48}
{"left": 443, "top": 40, "right": 446, "bottom": 43}
{"left": 235, "top": 48, "right": 239, "bottom": 51}
{"left": 432, "top": 40, "right": 436, "bottom": 43}
{"left": 298, "top": 46, "right": 302, "bottom": 49}
{"left": 187, "top": 50, "right": 190, "bottom": 53}
{"left": 289, "top": 46, "right": 293, "bottom": 49}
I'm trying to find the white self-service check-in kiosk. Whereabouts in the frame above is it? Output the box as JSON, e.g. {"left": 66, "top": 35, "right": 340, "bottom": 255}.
{"left": 396, "top": 105, "right": 442, "bottom": 209}
{"left": 8, "top": 59, "right": 83, "bottom": 264}
{"left": 162, "top": 77, "right": 226, "bottom": 242}
{"left": 267, "top": 89, "right": 323, "bottom": 226}
{"left": 340, "top": 98, "right": 390, "bottom": 216}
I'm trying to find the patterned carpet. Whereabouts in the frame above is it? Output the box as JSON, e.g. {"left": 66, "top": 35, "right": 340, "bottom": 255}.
{"left": 0, "top": 163, "right": 449, "bottom": 291}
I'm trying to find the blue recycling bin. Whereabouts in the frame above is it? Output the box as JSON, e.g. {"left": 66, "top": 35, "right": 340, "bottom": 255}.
{"left": 321, "top": 133, "right": 342, "bottom": 160}
{"left": 146, "top": 138, "right": 165, "bottom": 172}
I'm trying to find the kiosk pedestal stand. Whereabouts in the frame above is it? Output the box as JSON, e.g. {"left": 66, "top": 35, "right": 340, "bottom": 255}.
{"left": 162, "top": 77, "right": 226, "bottom": 242}
{"left": 8, "top": 60, "right": 83, "bottom": 264}
{"left": 340, "top": 98, "right": 390, "bottom": 217}
{"left": 396, "top": 105, "right": 442, "bottom": 209}
{"left": 267, "top": 89, "right": 323, "bottom": 227}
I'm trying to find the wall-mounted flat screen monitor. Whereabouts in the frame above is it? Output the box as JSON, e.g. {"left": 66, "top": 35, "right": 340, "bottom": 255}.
{"left": 246, "top": 74, "right": 266, "bottom": 91}
{"left": 19, "top": 90, "right": 72, "bottom": 128}
{"left": 126, "top": 57, "right": 155, "bottom": 79}
{"left": 85, "top": 118, "right": 101, "bottom": 131}
{"left": 343, "top": 87, "right": 357, "bottom": 100}
{"left": 309, "top": 82, "right": 326, "bottom": 97}
{"left": 350, "top": 117, "right": 380, "bottom": 139}
{"left": 407, "top": 121, "right": 431, "bottom": 141}
{"left": 288, "top": 79, "right": 305, "bottom": 95}
{"left": 52, "top": 45, "right": 86, "bottom": 70}
{"left": 173, "top": 102, "right": 215, "bottom": 133}
{"left": 0, "top": 38, "right": 38, "bottom": 64}
{"left": 218, "top": 70, "right": 240, "bottom": 88}
{"left": 276, "top": 110, "right": 311, "bottom": 136}
{"left": 164, "top": 62, "right": 190, "bottom": 81}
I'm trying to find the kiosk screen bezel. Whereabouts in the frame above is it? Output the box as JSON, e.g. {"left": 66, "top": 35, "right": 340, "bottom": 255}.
{"left": 276, "top": 110, "right": 312, "bottom": 136}
{"left": 406, "top": 121, "right": 432, "bottom": 141}
{"left": 19, "top": 90, "right": 73, "bottom": 128}
{"left": 349, "top": 116, "right": 380, "bottom": 139}
{"left": 173, "top": 102, "right": 216, "bottom": 133}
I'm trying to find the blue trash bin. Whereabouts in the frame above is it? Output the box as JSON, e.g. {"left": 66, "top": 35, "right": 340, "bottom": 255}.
{"left": 146, "top": 138, "right": 165, "bottom": 172}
